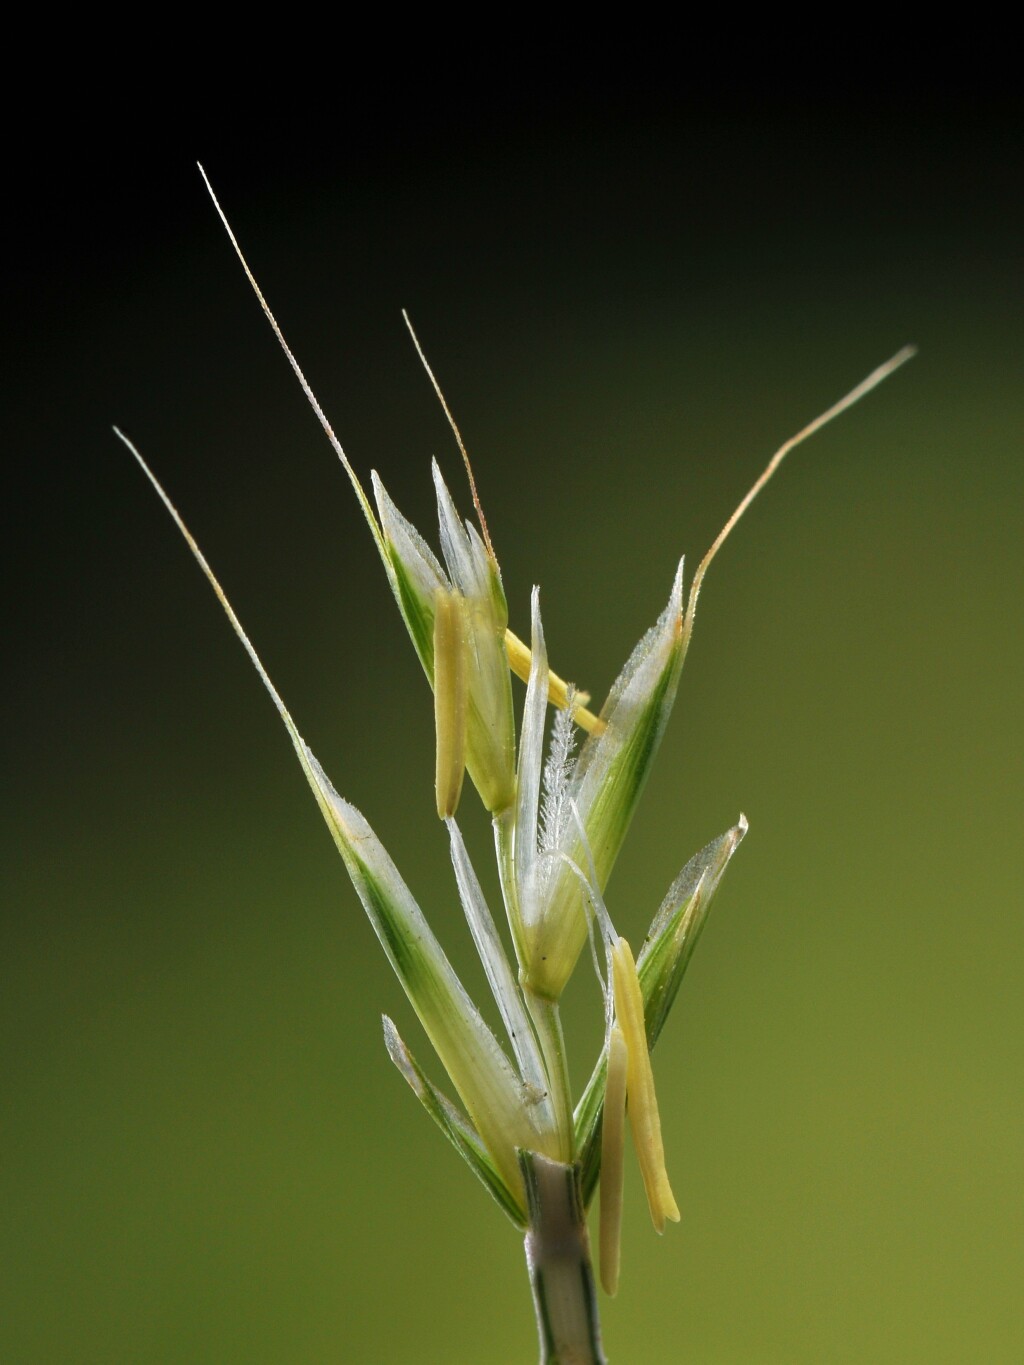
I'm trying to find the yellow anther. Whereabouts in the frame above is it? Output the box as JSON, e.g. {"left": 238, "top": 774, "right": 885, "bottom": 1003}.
{"left": 611, "top": 937, "right": 680, "bottom": 1234}
{"left": 433, "top": 590, "right": 468, "bottom": 818}
{"left": 504, "top": 629, "right": 604, "bottom": 736}
{"left": 600, "top": 1023, "right": 628, "bottom": 1296}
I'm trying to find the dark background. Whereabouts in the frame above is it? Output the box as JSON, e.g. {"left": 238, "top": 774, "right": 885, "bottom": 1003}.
{"left": 5, "top": 82, "right": 1022, "bottom": 1361}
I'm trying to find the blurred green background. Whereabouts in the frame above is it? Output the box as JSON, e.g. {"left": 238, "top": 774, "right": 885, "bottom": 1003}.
{"left": 4, "top": 92, "right": 1022, "bottom": 1362}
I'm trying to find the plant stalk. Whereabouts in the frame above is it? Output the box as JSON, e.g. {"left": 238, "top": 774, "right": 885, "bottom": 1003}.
{"left": 523, "top": 989, "right": 576, "bottom": 1161}
{"left": 519, "top": 1150, "right": 607, "bottom": 1365}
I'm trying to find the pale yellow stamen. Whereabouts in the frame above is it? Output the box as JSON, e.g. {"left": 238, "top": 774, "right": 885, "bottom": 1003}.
{"left": 504, "top": 629, "right": 604, "bottom": 735}
{"left": 433, "top": 590, "right": 468, "bottom": 818}
{"left": 612, "top": 936, "right": 680, "bottom": 1234}
{"left": 599, "top": 1024, "right": 628, "bottom": 1296}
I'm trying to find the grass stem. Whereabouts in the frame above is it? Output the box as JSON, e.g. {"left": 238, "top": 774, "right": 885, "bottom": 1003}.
{"left": 520, "top": 1151, "right": 606, "bottom": 1365}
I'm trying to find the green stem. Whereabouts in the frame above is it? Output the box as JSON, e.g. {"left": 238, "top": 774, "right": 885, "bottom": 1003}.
{"left": 493, "top": 809, "right": 575, "bottom": 1162}
{"left": 524, "top": 990, "right": 575, "bottom": 1162}
{"left": 519, "top": 1150, "right": 607, "bottom": 1365}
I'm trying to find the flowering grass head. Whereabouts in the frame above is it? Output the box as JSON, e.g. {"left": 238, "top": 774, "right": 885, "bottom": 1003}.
{"left": 120, "top": 166, "right": 914, "bottom": 1364}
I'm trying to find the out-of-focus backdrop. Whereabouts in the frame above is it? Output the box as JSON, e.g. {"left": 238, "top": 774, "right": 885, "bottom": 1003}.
{"left": 4, "top": 91, "right": 1021, "bottom": 1362}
